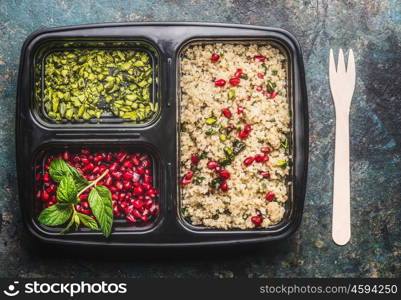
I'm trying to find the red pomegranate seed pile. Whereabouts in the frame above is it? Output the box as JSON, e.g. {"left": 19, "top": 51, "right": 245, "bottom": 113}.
{"left": 35, "top": 149, "right": 159, "bottom": 225}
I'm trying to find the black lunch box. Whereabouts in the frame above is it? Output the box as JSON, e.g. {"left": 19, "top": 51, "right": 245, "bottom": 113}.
{"left": 16, "top": 22, "right": 308, "bottom": 247}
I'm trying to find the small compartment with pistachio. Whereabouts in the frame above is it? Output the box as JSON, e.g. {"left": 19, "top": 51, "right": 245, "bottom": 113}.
{"left": 34, "top": 42, "right": 159, "bottom": 125}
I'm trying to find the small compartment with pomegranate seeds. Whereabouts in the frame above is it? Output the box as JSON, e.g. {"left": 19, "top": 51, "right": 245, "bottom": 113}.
{"left": 34, "top": 147, "right": 160, "bottom": 233}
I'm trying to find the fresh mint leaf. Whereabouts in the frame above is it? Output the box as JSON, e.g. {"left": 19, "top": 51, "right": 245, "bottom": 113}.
{"left": 67, "top": 165, "right": 89, "bottom": 190}
{"left": 49, "top": 158, "right": 88, "bottom": 190}
{"left": 49, "top": 158, "right": 71, "bottom": 183}
{"left": 56, "top": 175, "right": 78, "bottom": 204}
{"left": 77, "top": 213, "right": 99, "bottom": 231}
{"left": 88, "top": 186, "right": 113, "bottom": 237}
{"left": 38, "top": 204, "right": 73, "bottom": 226}
{"left": 60, "top": 214, "right": 75, "bottom": 234}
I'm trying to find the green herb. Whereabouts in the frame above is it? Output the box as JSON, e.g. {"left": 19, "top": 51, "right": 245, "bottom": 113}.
{"left": 209, "top": 178, "right": 222, "bottom": 189}
{"left": 272, "top": 70, "right": 278, "bottom": 75}
{"left": 199, "top": 151, "right": 208, "bottom": 159}
{"left": 38, "top": 158, "right": 113, "bottom": 237}
{"left": 277, "top": 160, "right": 288, "bottom": 168}
{"left": 219, "top": 157, "right": 232, "bottom": 166}
{"left": 193, "top": 176, "right": 205, "bottom": 185}
{"left": 38, "top": 204, "right": 73, "bottom": 226}
{"left": 228, "top": 89, "right": 236, "bottom": 100}
{"left": 241, "top": 73, "right": 248, "bottom": 80}
{"left": 223, "top": 146, "right": 234, "bottom": 157}
{"left": 267, "top": 81, "right": 277, "bottom": 93}
{"left": 88, "top": 186, "right": 113, "bottom": 237}
{"left": 233, "top": 140, "right": 246, "bottom": 154}
{"left": 205, "top": 128, "right": 217, "bottom": 135}
{"left": 281, "top": 138, "right": 289, "bottom": 149}
{"left": 261, "top": 182, "right": 267, "bottom": 189}
{"left": 56, "top": 175, "right": 78, "bottom": 204}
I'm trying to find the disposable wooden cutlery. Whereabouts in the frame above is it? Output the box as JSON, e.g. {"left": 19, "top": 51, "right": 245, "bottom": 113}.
{"left": 329, "top": 49, "right": 356, "bottom": 246}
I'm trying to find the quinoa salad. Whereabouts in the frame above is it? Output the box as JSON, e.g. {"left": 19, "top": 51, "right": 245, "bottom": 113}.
{"left": 179, "top": 43, "right": 291, "bottom": 229}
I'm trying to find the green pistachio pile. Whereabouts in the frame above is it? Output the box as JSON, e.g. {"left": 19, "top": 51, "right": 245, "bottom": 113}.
{"left": 40, "top": 49, "right": 157, "bottom": 122}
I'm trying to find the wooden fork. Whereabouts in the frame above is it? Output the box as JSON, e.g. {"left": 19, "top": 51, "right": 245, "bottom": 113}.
{"left": 329, "top": 49, "right": 356, "bottom": 246}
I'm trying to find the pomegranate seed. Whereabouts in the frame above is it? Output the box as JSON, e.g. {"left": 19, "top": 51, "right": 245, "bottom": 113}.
{"left": 94, "top": 155, "right": 103, "bottom": 162}
{"left": 215, "top": 166, "right": 222, "bottom": 173}
{"left": 257, "top": 73, "right": 264, "bottom": 79}
{"left": 144, "top": 199, "right": 153, "bottom": 209}
{"left": 123, "top": 181, "right": 132, "bottom": 189}
{"left": 207, "top": 161, "right": 219, "bottom": 169}
{"left": 238, "top": 131, "right": 249, "bottom": 139}
{"left": 36, "top": 190, "right": 41, "bottom": 199}
{"left": 184, "top": 171, "right": 193, "bottom": 180}
{"left": 42, "top": 190, "right": 50, "bottom": 201}
{"left": 109, "top": 162, "right": 118, "bottom": 172}
{"left": 116, "top": 181, "right": 123, "bottom": 191}
{"left": 266, "top": 192, "right": 276, "bottom": 201}
{"left": 79, "top": 194, "right": 88, "bottom": 201}
{"left": 253, "top": 55, "right": 266, "bottom": 62}
{"left": 43, "top": 173, "right": 50, "bottom": 182}
{"left": 126, "top": 214, "right": 136, "bottom": 223}
{"left": 72, "top": 156, "right": 80, "bottom": 163}
{"left": 119, "top": 193, "right": 126, "bottom": 202}
{"left": 234, "top": 68, "right": 243, "bottom": 78}
{"left": 143, "top": 174, "right": 152, "bottom": 183}
{"left": 82, "top": 202, "right": 89, "bottom": 209}
{"left": 63, "top": 151, "right": 70, "bottom": 161}
{"left": 221, "top": 108, "right": 232, "bottom": 118}
{"left": 142, "top": 182, "right": 151, "bottom": 191}
{"left": 136, "top": 167, "right": 145, "bottom": 175}
{"left": 140, "top": 215, "right": 149, "bottom": 223}
{"left": 105, "top": 176, "right": 113, "bottom": 187}
{"left": 131, "top": 157, "right": 139, "bottom": 167}
{"left": 262, "top": 154, "right": 269, "bottom": 162}
{"left": 229, "top": 77, "right": 240, "bottom": 86}
{"left": 254, "top": 154, "right": 264, "bottom": 163}
{"left": 270, "top": 91, "right": 277, "bottom": 99}
{"left": 251, "top": 216, "right": 263, "bottom": 227}
{"left": 191, "top": 154, "right": 200, "bottom": 165}
{"left": 109, "top": 186, "right": 117, "bottom": 193}
{"left": 142, "top": 159, "right": 151, "bottom": 168}
{"left": 219, "top": 170, "right": 230, "bottom": 180}
{"left": 220, "top": 181, "right": 228, "bottom": 192}
{"left": 92, "top": 166, "right": 100, "bottom": 174}
{"left": 133, "top": 199, "right": 143, "bottom": 209}
{"left": 237, "top": 106, "right": 244, "bottom": 114}
{"left": 180, "top": 178, "right": 191, "bottom": 186}
{"left": 243, "top": 157, "right": 255, "bottom": 166}
{"left": 256, "top": 86, "right": 262, "bottom": 92}
{"left": 260, "top": 171, "right": 270, "bottom": 178}
{"left": 211, "top": 53, "right": 220, "bottom": 62}
{"left": 133, "top": 209, "right": 142, "bottom": 219}
{"left": 244, "top": 125, "right": 252, "bottom": 133}
{"left": 133, "top": 172, "right": 141, "bottom": 182}
{"left": 123, "top": 172, "right": 133, "bottom": 180}
{"left": 111, "top": 171, "right": 122, "bottom": 179}
{"left": 35, "top": 173, "right": 41, "bottom": 181}
{"left": 263, "top": 91, "right": 268, "bottom": 96}
{"left": 149, "top": 204, "right": 158, "bottom": 215}
{"left": 214, "top": 79, "right": 226, "bottom": 87}
{"left": 123, "top": 160, "right": 133, "bottom": 168}
{"left": 133, "top": 186, "right": 143, "bottom": 196}
{"left": 144, "top": 169, "right": 151, "bottom": 175}
{"left": 261, "top": 147, "right": 270, "bottom": 153}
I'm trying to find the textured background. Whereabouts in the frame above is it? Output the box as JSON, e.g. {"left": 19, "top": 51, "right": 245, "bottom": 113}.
{"left": 1, "top": 0, "right": 400, "bottom": 278}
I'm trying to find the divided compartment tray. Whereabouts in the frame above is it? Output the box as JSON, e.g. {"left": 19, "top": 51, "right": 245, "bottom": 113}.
{"left": 16, "top": 22, "right": 308, "bottom": 247}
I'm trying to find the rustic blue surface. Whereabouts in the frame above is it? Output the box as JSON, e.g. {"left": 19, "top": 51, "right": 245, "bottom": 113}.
{"left": 1, "top": 0, "right": 401, "bottom": 278}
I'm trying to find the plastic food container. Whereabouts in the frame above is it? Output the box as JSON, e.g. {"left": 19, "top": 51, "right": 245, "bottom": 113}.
{"left": 16, "top": 22, "right": 308, "bottom": 247}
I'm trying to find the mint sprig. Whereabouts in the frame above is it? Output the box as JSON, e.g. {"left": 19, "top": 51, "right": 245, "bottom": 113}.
{"left": 38, "top": 158, "right": 113, "bottom": 237}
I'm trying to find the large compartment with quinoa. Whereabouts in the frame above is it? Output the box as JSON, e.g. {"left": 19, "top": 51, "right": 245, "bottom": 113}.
{"left": 178, "top": 41, "right": 292, "bottom": 231}
{"left": 16, "top": 23, "right": 308, "bottom": 248}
